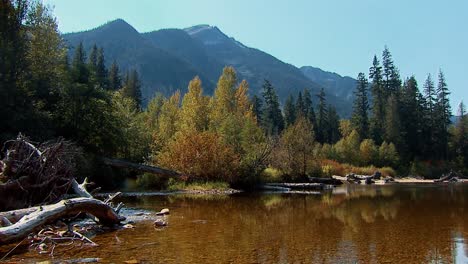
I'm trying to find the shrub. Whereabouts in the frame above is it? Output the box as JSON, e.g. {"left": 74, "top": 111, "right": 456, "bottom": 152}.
{"left": 156, "top": 131, "right": 240, "bottom": 183}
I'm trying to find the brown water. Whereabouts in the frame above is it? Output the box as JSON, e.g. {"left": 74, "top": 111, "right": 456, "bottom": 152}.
{"left": 2, "top": 184, "right": 468, "bottom": 263}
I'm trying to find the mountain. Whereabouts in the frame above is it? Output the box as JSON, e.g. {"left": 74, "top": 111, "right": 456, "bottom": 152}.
{"left": 63, "top": 19, "right": 353, "bottom": 116}
{"left": 64, "top": 19, "right": 215, "bottom": 100}
{"left": 142, "top": 28, "right": 222, "bottom": 84}
{"left": 300, "top": 66, "right": 356, "bottom": 102}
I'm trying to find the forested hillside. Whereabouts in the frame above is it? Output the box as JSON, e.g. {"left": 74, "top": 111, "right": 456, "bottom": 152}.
{"left": 1, "top": 0, "right": 467, "bottom": 190}
{"left": 63, "top": 20, "right": 353, "bottom": 115}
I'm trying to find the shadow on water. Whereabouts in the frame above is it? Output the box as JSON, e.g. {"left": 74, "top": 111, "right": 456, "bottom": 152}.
{"left": 2, "top": 184, "right": 468, "bottom": 263}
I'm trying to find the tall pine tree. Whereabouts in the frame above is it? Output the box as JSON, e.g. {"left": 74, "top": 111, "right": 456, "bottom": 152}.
{"left": 108, "top": 60, "right": 121, "bottom": 91}
{"left": 122, "top": 70, "right": 142, "bottom": 109}
{"left": 351, "top": 72, "right": 369, "bottom": 139}
{"left": 434, "top": 70, "right": 451, "bottom": 159}
{"left": 284, "top": 94, "right": 296, "bottom": 127}
{"left": 261, "top": 79, "right": 284, "bottom": 135}
{"left": 316, "top": 88, "right": 328, "bottom": 143}
{"left": 369, "top": 55, "right": 385, "bottom": 144}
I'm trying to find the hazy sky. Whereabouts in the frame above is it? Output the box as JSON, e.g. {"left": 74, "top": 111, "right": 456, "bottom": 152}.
{"left": 43, "top": 0, "right": 467, "bottom": 112}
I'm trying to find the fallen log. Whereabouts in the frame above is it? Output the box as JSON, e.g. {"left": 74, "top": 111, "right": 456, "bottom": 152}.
{"left": 71, "top": 178, "right": 93, "bottom": 198}
{"left": 264, "top": 183, "right": 328, "bottom": 190}
{"left": 308, "top": 177, "right": 343, "bottom": 185}
{"left": 434, "top": 171, "right": 457, "bottom": 183}
{"left": 0, "top": 197, "right": 125, "bottom": 245}
{"left": 102, "top": 158, "right": 180, "bottom": 177}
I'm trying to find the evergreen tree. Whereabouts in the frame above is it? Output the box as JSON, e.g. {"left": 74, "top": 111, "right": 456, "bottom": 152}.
{"left": 122, "top": 70, "right": 142, "bottom": 109}
{"left": 316, "top": 88, "right": 328, "bottom": 143}
{"left": 284, "top": 94, "right": 296, "bottom": 127}
{"left": 326, "top": 105, "right": 340, "bottom": 143}
{"left": 303, "top": 88, "right": 317, "bottom": 128}
{"left": 251, "top": 95, "right": 263, "bottom": 124}
{"left": 382, "top": 46, "right": 401, "bottom": 96}
{"left": 369, "top": 55, "right": 385, "bottom": 144}
{"left": 88, "top": 44, "right": 98, "bottom": 68}
{"left": 384, "top": 94, "right": 402, "bottom": 148}
{"left": 453, "top": 101, "right": 468, "bottom": 168}
{"left": 108, "top": 61, "right": 121, "bottom": 91}
{"left": 423, "top": 74, "right": 436, "bottom": 156}
{"left": 400, "top": 77, "right": 423, "bottom": 159}
{"left": 261, "top": 79, "right": 284, "bottom": 135}
{"left": 295, "top": 91, "right": 305, "bottom": 117}
{"left": 351, "top": 72, "right": 369, "bottom": 139}
{"left": 95, "top": 47, "right": 108, "bottom": 89}
{"left": 71, "top": 42, "right": 89, "bottom": 84}
{"left": 434, "top": 70, "right": 451, "bottom": 159}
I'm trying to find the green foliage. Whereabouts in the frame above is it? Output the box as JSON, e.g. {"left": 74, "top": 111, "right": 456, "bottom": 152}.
{"left": 333, "top": 130, "right": 360, "bottom": 165}
{"left": 136, "top": 173, "right": 168, "bottom": 190}
{"left": 122, "top": 69, "right": 142, "bottom": 108}
{"left": 359, "top": 139, "right": 378, "bottom": 166}
{"left": 179, "top": 76, "right": 209, "bottom": 133}
{"left": 378, "top": 141, "right": 399, "bottom": 167}
{"left": 111, "top": 92, "right": 150, "bottom": 161}
{"left": 272, "top": 116, "right": 315, "bottom": 180}
{"left": 108, "top": 60, "right": 122, "bottom": 90}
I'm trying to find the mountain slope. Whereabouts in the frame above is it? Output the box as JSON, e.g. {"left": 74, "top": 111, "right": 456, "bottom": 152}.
{"left": 184, "top": 25, "right": 321, "bottom": 99}
{"left": 63, "top": 19, "right": 353, "bottom": 116}
{"left": 142, "top": 28, "right": 222, "bottom": 84}
{"left": 301, "top": 66, "right": 356, "bottom": 102}
{"left": 63, "top": 19, "right": 215, "bottom": 100}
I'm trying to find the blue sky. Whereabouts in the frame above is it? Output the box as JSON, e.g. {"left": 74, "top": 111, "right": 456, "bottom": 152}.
{"left": 43, "top": 0, "right": 467, "bottom": 112}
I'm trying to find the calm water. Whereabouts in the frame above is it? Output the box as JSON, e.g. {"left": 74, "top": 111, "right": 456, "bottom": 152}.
{"left": 2, "top": 184, "right": 468, "bottom": 263}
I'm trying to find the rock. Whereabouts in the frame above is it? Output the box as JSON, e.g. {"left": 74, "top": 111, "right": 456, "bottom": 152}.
{"left": 373, "top": 171, "right": 382, "bottom": 180}
{"left": 124, "top": 259, "right": 140, "bottom": 264}
{"left": 365, "top": 177, "right": 374, "bottom": 185}
{"left": 156, "top": 208, "right": 170, "bottom": 216}
{"left": 154, "top": 218, "right": 167, "bottom": 227}
{"left": 123, "top": 224, "right": 135, "bottom": 229}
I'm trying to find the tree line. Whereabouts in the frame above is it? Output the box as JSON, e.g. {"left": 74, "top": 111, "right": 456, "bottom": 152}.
{"left": 1, "top": 0, "right": 467, "bottom": 189}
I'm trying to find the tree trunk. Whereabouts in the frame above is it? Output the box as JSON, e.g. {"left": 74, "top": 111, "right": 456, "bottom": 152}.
{"left": 102, "top": 158, "right": 180, "bottom": 177}
{"left": 0, "top": 197, "right": 125, "bottom": 245}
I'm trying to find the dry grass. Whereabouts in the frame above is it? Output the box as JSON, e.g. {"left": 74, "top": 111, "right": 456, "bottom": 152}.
{"left": 320, "top": 159, "right": 396, "bottom": 177}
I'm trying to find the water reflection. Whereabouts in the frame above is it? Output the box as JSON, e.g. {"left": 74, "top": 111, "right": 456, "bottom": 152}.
{"left": 2, "top": 184, "right": 468, "bottom": 263}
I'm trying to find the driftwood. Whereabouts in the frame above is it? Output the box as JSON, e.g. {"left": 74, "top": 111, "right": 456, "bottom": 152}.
{"left": 434, "top": 171, "right": 458, "bottom": 183}
{"left": 263, "top": 183, "right": 328, "bottom": 190}
{"left": 102, "top": 157, "right": 180, "bottom": 177}
{"left": 0, "top": 197, "right": 125, "bottom": 244}
{"left": 0, "top": 135, "right": 82, "bottom": 211}
{"left": 308, "top": 177, "right": 343, "bottom": 185}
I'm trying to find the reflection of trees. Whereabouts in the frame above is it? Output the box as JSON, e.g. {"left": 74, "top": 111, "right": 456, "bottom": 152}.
{"left": 5, "top": 185, "right": 468, "bottom": 263}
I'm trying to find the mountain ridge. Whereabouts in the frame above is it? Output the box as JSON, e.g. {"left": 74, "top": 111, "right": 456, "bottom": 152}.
{"left": 63, "top": 19, "right": 356, "bottom": 116}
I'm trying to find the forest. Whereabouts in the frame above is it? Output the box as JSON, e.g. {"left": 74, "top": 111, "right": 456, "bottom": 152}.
{"left": 1, "top": 0, "right": 468, "bottom": 190}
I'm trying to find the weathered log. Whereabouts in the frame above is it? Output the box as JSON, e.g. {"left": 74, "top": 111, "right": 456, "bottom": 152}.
{"left": 264, "top": 183, "right": 327, "bottom": 190}
{"left": 71, "top": 178, "right": 93, "bottom": 198}
{"left": 102, "top": 158, "right": 180, "bottom": 177}
{"left": 434, "top": 171, "right": 456, "bottom": 183}
{"left": 308, "top": 177, "right": 343, "bottom": 185}
{"left": 0, "top": 197, "right": 125, "bottom": 245}
{"left": 0, "top": 207, "right": 39, "bottom": 227}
